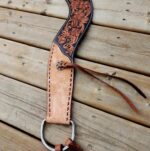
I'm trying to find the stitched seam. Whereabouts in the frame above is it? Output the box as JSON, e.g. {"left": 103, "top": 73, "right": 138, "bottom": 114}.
{"left": 48, "top": 44, "right": 73, "bottom": 123}
{"left": 66, "top": 69, "right": 73, "bottom": 122}
{"left": 48, "top": 44, "right": 54, "bottom": 117}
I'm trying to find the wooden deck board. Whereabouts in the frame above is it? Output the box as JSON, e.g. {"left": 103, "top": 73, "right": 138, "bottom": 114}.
{"left": 0, "top": 38, "right": 150, "bottom": 126}
{"left": 0, "top": 122, "right": 47, "bottom": 151}
{"left": 0, "top": 1, "right": 150, "bottom": 150}
{"left": 0, "top": 75, "right": 150, "bottom": 151}
{"left": 0, "top": 0, "right": 150, "bottom": 33}
{"left": 0, "top": 8, "right": 150, "bottom": 75}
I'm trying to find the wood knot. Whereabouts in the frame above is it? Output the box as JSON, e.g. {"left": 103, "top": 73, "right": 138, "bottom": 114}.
{"left": 147, "top": 12, "right": 150, "bottom": 24}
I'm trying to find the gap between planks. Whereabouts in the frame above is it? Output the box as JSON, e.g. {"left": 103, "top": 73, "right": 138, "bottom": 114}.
{"left": 0, "top": 38, "right": 150, "bottom": 127}
{"left": 0, "top": 121, "right": 47, "bottom": 151}
{"left": 0, "top": 0, "right": 149, "bottom": 34}
{"left": 0, "top": 8, "right": 150, "bottom": 75}
{"left": 0, "top": 74, "right": 150, "bottom": 151}
{"left": 0, "top": 1, "right": 149, "bottom": 150}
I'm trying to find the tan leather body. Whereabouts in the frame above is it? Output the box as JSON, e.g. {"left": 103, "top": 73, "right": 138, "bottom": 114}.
{"left": 46, "top": 42, "right": 74, "bottom": 124}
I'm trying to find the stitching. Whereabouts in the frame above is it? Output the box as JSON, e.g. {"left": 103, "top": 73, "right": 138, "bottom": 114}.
{"left": 66, "top": 69, "right": 73, "bottom": 121}
{"left": 48, "top": 44, "right": 54, "bottom": 117}
{"left": 48, "top": 44, "right": 73, "bottom": 123}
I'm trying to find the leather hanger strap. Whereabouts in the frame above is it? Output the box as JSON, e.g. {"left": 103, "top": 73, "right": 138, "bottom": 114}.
{"left": 59, "top": 62, "right": 147, "bottom": 113}
{"left": 46, "top": 0, "right": 93, "bottom": 124}
{"left": 46, "top": 43, "right": 74, "bottom": 124}
{"left": 55, "top": 144, "right": 63, "bottom": 151}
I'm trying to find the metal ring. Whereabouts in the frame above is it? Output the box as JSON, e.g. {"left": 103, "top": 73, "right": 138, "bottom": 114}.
{"left": 40, "top": 119, "right": 75, "bottom": 151}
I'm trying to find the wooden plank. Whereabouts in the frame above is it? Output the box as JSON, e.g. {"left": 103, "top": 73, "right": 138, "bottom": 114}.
{"left": 0, "top": 75, "right": 150, "bottom": 151}
{"left": 0, "top": 38, "right": 150, "bottom": 126}
{"left": 0, "top": 0, "right": 150, "bottom": 33}
{"left": 0, "top": 8, "right": 150, "bottom": 75}
{"left": 0, "top": 122, "right": 47, "bottom": 151}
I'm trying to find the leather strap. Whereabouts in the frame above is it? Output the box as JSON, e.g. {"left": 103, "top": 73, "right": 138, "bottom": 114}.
{"left": 65, "top": 138, "right": 83, "bottom": 151}
{"left": 58, "top": 62, "right": 147, "bottom": 113}
{"left": 55, "top": 144, "right": 63, "bottom": 151}
{"left": 46, "top": 0, "right": 93, "bottom": 124}
{"left": 46, "top": 43, "right": 74, "bottom": 124}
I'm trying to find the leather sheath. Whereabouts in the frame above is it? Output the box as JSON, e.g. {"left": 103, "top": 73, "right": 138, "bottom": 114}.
{"left": 46, "top": 0, "right": 93, "bottom": 124}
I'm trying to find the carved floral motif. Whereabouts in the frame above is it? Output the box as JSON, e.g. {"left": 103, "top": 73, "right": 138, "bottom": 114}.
{"left": 58, "top": 0, "right": 91, "bottom": 56}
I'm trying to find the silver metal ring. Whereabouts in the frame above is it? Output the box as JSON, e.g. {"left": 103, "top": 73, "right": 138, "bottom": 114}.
{"left": 40, "top": 119, "right": 75, "bottom": 151}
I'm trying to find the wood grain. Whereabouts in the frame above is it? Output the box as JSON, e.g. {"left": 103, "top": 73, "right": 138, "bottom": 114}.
{"left": 0, "top": 1, "right": 149, "bottom": 150}
{"left": 0, "top": 8, "right": 150, "bottom": 75}
{"left": 0, "top": 0, "right": 150, "bottom": 33}
{"left": 0, "top": 122, "right": 47, "bottom": 151}
{"left": 0, "top": 38, "right": 150, "bottom": 126}
{"left": 0, "top": 75, "right": 150, "bottom": 151}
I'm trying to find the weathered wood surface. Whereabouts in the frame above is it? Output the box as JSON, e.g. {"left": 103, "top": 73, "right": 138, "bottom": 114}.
{"left": 0, "top": 38, "right": 150, "bottom": 126}
{"left": 0, "top": 75, "right": 150, "bottom": 151}
{"left": 0, "top": 0, "right": 150, "bottom": 33}
{"left": 0, "top": 122, "right": 47, "bottom": 151}
{"left": 0, "top": 1, "right": 150, "bottom": 150}
{"left": 0, "top": 8, "right": 150, "bottom": 75}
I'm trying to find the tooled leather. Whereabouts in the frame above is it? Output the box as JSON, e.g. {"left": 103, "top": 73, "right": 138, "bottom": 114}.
{"left": 54, "top": 0, "right": 93, "bottom": 59}
{"left": 57, "top": 0, "right": 91, "bottom": 57}
{"left": 46, "top": 43, "right": 74, "bottom": 124}
{"left": 46, "top": 0, "right": 93, "bottom": 125}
